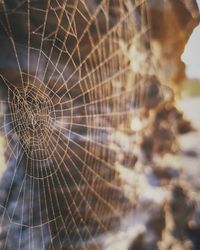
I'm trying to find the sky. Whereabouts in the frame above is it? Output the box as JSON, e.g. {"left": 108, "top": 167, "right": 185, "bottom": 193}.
{"left": 182, "top": 0, "right": 200, "bottom": 79}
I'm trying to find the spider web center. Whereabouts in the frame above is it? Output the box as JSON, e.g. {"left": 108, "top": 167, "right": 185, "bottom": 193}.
{"left": 9, "top": 83, "right": 56, "bottom": 161}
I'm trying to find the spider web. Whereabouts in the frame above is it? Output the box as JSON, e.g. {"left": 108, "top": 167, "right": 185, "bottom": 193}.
{"left": 0, "top": 0, "right": 158, "bottom": 249}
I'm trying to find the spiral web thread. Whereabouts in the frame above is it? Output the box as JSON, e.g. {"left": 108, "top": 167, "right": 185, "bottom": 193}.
{"left": 0, "top": 0, "right": 158, "bottom": 249}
